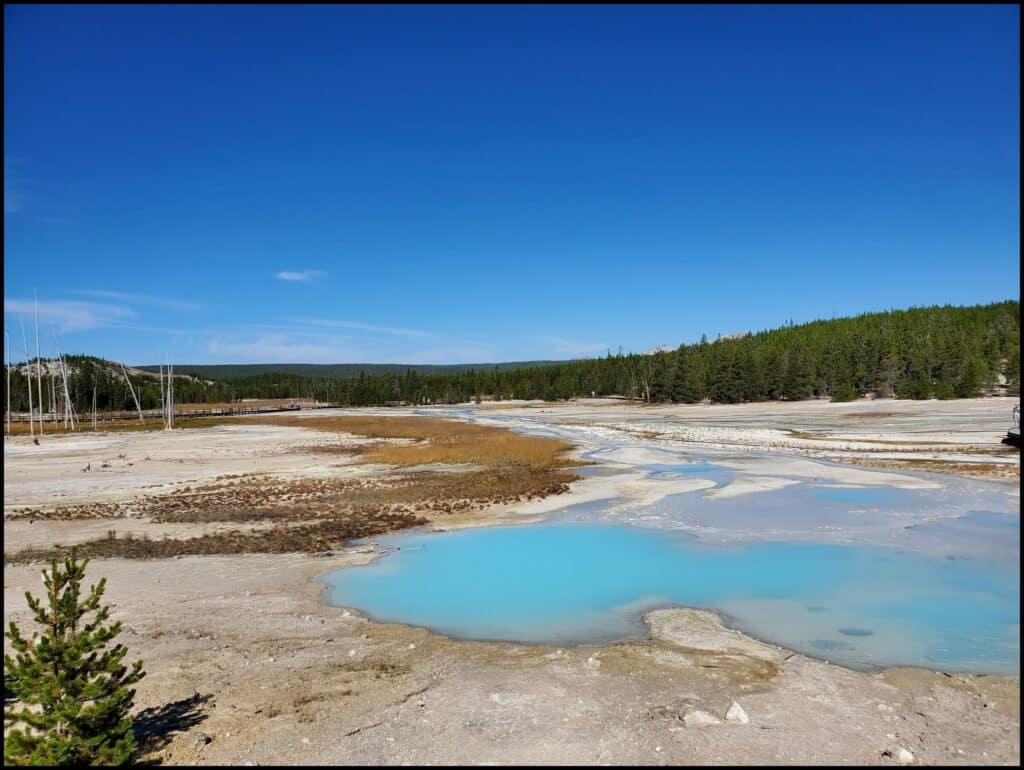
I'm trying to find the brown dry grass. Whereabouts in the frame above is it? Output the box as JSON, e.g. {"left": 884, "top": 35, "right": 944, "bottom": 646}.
{"left": 4, "top": 513, "right": 426, "bottom": 565}
{"left": 843, "top": 456, "right": 1019, "bottom": 482}
{"left": 240, "top": 415, "right": 580, "bottom": 469}
{"left": 786, "top": 430, "right": 948, "bottom": 446}
{"left": 7, "top": 414, "right": 582, "bottom": 563}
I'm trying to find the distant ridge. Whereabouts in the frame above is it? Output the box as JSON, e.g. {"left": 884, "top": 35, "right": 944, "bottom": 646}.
{"left": 134, "top": 361, "right": 572, "bottom": 380}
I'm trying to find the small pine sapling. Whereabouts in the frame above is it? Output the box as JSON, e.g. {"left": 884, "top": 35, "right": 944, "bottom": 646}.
{"left": 4, "top": 547, "right": 145, "bottom": 766}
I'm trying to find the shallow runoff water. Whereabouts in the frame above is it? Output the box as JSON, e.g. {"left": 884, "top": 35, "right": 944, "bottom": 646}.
{"left": 321, "top": 412, "right": 1020, "bottom": 675}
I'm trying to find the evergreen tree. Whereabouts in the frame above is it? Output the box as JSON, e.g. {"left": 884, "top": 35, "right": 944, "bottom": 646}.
{"left": 1005, "top": 340, "right": 1020, "bottom": 396}
{"left": 781, "top": 346, "right": 812, "bottom": 400}
{"left": 830, "top": 382, "right": 857, "bottom": 402}
{"left": 4, "top": 548, "right": 145, "bottom": 766}
{"left": 933, "top": 377, "right": 956, "bottom": 400}
{"left": 679, "top": 351, "right": 706, "bottom": 403}
{"left": 955, "top": 357, "right": 986, "bottom": 398}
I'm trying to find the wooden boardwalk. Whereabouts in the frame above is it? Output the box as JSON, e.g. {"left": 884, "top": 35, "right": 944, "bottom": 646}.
{"left": 7, "top": 402, "right": 342, "bottom": 426}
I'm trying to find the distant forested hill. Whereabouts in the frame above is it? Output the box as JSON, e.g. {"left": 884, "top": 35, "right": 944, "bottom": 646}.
{"left": 168, "top": 301, "right": 1021, "bottom": 407}
{"left": 4, "top": 301, "right": 1019, "bottom": 413}
{"left": 133, "top": 361, "right": 568, "bottom": 380}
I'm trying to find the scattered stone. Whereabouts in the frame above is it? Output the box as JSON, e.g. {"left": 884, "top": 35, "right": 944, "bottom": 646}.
{"left": 585, "top": 656, "right": 600, "bottom": 670}
{"left": 683, "top": 710, "right": 722, "bottom": 728}
{"left": 348, "top": 649, "right": 356, "bottom": 657}
{"left": 190, "top": 732, "right": 212, "bottom": 748}
{"left": 883, "top": 747, "right": 914, "bottom": 764}
{"left": 654, "top": 745, "right": 662, "bottom": 753}
{"left": 725, "top": 701, "right": 749, "bottom": 724}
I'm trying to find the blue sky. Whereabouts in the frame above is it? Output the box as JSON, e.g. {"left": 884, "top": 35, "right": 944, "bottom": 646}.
{"left": 4, "top": 5, "right": 1019, "bottom": 366}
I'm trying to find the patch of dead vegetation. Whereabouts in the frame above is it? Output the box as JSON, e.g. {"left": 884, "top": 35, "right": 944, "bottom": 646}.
{"left": 786, "top": 430, "right": 950, "bottom": 446}
{"left": 842, "top": 456, "right": 1019, "bottom": 482}
{"left": 6, "top": 414, "right": 582, "bottom": 563}
{"left": 786, "top": 431, "right": 1020, "bottom": 455}
{"left": 241, "top": 414, "right": 580, "bottom": 469}
{"left": 4, "top": 513, "right": 425, "bottom": 565}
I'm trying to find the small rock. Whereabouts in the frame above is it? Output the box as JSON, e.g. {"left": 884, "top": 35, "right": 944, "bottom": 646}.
{"left": 725, "top": 701, "right": 749, "bottom": 724}
{"left": 301, "top": 737, "right": 310, "bottom": 745}
{"left": 654, "top": 745, "right": 662, "bottom": 753}
{"left": 348, "top": 649, "right": 356, "bottom": 657}
{"left": 683, "top": 710, "right": 722, "bottom": 728}
{"left": 408, "top": 643, "right": 416, "bottom": 650}
{"left": 190, "top": 732, "right": 212, "bottom": 748}
{"left": 585, "top": 656, "right": 600, "bottom": 670}
{"left": 883, "top": 747, "right": 915, "bottom": 764}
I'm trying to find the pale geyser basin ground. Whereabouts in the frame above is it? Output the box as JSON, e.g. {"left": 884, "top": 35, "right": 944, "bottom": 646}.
{"left": 4, "top": 398, "right": 1020, "bottom": 765}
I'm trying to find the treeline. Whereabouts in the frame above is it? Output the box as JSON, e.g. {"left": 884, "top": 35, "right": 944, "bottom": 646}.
{"left": 133, "top": 359, "right": 567, "bottom": 380}
{"left": 2, "top": 301, "right": 1020, "bottom": 415}
{"left": 187, "top": 301, "right": 1023, "bottom": 406}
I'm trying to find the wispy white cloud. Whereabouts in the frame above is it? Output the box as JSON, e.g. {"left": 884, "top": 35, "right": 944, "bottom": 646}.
{"left": 73, "top": 290, "right": 201, "bottom": 312}
{"left": 541, "top": 336, "right": 609, "bottom": 357}
{"left": 275, "top": 269, "right": 327, "bottom": 283}
{"left": 4, "top": 298, "right": 135, "bottom": 333}
{"left": 195, "top": 326, "right": 494, "bottom": 364}
{"left": 204, "top": 333, "right": 366, "bottom": 364}
{"left": 290, "top": 317, "right": 429, "bottom": 338}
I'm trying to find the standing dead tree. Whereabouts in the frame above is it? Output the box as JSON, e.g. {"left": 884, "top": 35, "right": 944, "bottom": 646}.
{"left": 120, "top": 363, "right": 144, "bottom": 424}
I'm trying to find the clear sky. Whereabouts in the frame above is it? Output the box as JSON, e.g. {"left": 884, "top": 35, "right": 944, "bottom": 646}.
{"left": 4, "top": 5, "right": 1020, "bottom": 366}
